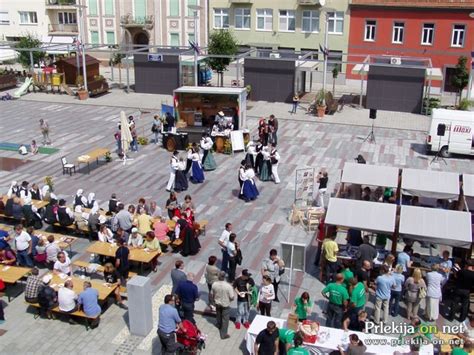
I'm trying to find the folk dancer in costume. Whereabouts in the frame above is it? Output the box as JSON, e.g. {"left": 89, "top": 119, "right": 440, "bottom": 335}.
{"left": 245, "top": 140, "right": 257, "bottom": 169}
{"left": 241, "top": 164, "right": 259, "bottom": 202}
{"left": 254, "top": 140, "right": 264, "bottom": 176}
{"left": 238, "top": 160, "right": 246, "bottom": 200}
{"left": 259, "top": 146, "right": 272, "bottom": 182}
{"left": 166, "top": 151, "right": 180, "bottom": 192}
{"left": 201, "top": 133, "right": 217, "bottom": 171}
{"left": 184, "top": 143, "right": 196, "bottom": 175}
{"left": 190, "top": 147, "right": 205, "bottom": 183}
{"left": 258, "top": 118, "right": 268, "bottom": 146}
{"left": 174, "top": 156, "right": 188, "bottom": 192}
{"left": 269, "top": 144, "right": 281, "bottom": 184}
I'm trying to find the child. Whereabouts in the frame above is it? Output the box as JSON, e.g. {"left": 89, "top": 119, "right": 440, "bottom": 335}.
{"left": 30, "top": 140, "right": 38, "bottom": 155}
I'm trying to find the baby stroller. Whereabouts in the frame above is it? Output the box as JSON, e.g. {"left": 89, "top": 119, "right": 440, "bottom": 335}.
{"left": 176, "top": 320, "right": 206, "bottom": 355}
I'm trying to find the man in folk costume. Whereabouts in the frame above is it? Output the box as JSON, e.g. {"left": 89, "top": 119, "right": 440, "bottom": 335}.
{"left": 238, "top": 160, "right": 246, "bottom": 199}
{"left": 269, "top": 144, "right": 281, "bottom": 184}
{"left": 166, "top": 151, "right": 180, "bottom": 192}
{"left": 184, "top": 143, "right": 196, "bottom": 175}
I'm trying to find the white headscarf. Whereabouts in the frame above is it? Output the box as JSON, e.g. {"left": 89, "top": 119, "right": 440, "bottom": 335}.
{"left": 88, "top": 192, "right": 95, "bottom": 204}
{"left": 41, "top": 185, "right": 50, "bottom": 196}
{"left": 76, "top": 189, "right": 83, "bottom": 196}
{"left": 7, "top": 180, "right": 18, "bottom": 198}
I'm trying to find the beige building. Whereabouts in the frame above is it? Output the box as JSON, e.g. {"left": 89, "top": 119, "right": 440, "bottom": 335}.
{"left": 208, "top": 0, "right": 350, "bottom": 72}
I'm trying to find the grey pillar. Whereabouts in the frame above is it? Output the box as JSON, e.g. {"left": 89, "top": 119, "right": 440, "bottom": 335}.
{"left": 29, "top": 52, "right": 34, "bottom": 72}
{"left": 127, "top": 276, "right": 153, "bottom": 336}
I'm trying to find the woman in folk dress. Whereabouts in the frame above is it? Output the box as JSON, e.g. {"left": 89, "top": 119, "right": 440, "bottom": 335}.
{"left": 190, "top": 147, "right": 205, "bottom": 183}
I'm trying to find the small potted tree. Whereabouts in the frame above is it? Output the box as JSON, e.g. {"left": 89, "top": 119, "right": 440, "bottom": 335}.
{"left": 316, "top": 89, "right": 326, "bottom": 118}
{"left": 76, "top": 75, "right": 88, "bottom": 100}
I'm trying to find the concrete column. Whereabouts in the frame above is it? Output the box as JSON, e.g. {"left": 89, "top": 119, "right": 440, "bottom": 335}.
{"left": 127, "top": 276, "right": 153, "bottom": 336}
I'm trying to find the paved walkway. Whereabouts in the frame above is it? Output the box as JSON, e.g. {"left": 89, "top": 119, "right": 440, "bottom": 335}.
{"left": 0, "top": 99, "right": 471, "bottom": 354}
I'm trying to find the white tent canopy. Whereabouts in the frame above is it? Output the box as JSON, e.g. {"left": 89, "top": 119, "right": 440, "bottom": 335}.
{"left": 42, "top": 36, "right": 76, "bottom": 55}
{"left": 325, "top": 198, "right": 397, "bottom": 233}
{"left": 463, "top": 174, "right": 474, "bottom": 198}
{"left": 341, "top": 163, "right": 399, "bottom": 188}
{"left": 399, "top": 205, "right": 472, "bottom": 248}
{"left": 401, "top": 168, "right": 459, "bottom": 199}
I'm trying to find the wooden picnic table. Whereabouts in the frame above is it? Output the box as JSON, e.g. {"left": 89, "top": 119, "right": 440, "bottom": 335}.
{"left": 76, "top": 148, "right": 110, "bottom": 174}
{"left": 0, "top": 265, "right": 32, "bottom": 301}
{"left": 1, "top": 196, "right": 48, "bottom": 210}
{"left": 48, "top": 273, "right": 117, "bottom": 301}
{"left": 86, "top": 241, "right": 161, "bottom": 268}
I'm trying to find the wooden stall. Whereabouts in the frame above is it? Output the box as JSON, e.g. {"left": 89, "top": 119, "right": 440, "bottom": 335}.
{"left": 55, "top": 54, "right": 100, "bottom": 85}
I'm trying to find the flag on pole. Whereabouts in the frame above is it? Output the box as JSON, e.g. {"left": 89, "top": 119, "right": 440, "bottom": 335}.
{"left": 319, "top": 44, "right": 329, "bottom": 59}
{"left": 189, "top": 40, "right": 200, "bottom": 55}
{"left": 73, "top": 37, "right": 82, "bottom": 54}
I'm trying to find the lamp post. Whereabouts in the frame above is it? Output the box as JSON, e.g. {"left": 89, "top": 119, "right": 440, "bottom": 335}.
{"left": 321, "top": 8, "right": 337, "bottom": 106}
{"left": 188, "top": 4, "right": 202, "bottom": 86}
{"left": 73, "top": 4, "right": 88, "bottom": 93}
{"left": 467, "top": 12, "right": 474, "bottom": 100}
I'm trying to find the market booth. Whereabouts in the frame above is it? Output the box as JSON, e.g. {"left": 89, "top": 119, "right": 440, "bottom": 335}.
{"left": 166, "top": 86, "right": 248, "bottom": 152}
{"left": 401, "top": 168, "right": 460, "bottom": 202}
{"left": 55, "top": 54, "right": 100, "bottom": 85}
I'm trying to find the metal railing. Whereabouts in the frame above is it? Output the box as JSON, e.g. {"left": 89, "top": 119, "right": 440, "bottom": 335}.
{"left": 120, "top": 15, "right": 154, "bottom": 26}
{"left": 48, "top": 23, "right": 78, "bottom": 33}
{"left": 45, "top": 0, "right": 77, "bottom": 5}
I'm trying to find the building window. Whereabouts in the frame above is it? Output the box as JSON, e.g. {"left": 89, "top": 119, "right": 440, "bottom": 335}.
{"left": 169, "top": 0, "right": 179, "bottom": 16}
{"left": 279, "top": 10, "right": 295, "bottom": 32}
{"left": 134, "top": 0, "right": 146, "bottom": 20}
{"left": 104, "top": 0, "right": 114, "bottom": 16}
{"left": 235, "top": 8, "right": 250, "bottom": 30}
{"left": 451, "top": 24, "right": 465, "bottom": 47}
{"left": 327, "top": 50, "right": 342, "bottom": 72}
{"left": 0, "top": 11, "right": 9, "bottom": 25}
{"left": 213, "top": 8, "right": 229, "bottom": 29}
{"left": 421, "top": 23, "right": 434, "bottom": 45}
{"left": 19, "top": 11, "right": 37, "bottom": 24}
{"left": 327, "top": 11, "right": 344, "bottom": 34}
{"left": 90, "top": 31, "right": 99, "bottom": 44}
{"left": 187, "top": 0, "right": 197, "bottom": 16}
{"left": 88, "top": 0, "right": 98, "bottom": 16}
{"left": 58, "top": 12, "right": 77, "bottom": 24}
{"left": 392, "top": 22, "right": 404, "bottom": 44}
{"left": 170, "top": 33, "right": 180, "bottom": 47}
{"left": 106, "top": 31, "right": 115, "bottom": 45}
{"left": 364, "top": 20, "right": 376, "bottom": 41}
{"left": 256, "top": 9, "right": 272, "bottom": 31}
{"left": 302, "top": 10, "right": 319, "bottom": 33}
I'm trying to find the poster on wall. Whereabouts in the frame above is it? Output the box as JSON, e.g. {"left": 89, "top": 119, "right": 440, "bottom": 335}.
{"left": 294, "top": 168, "right": 315, "bottom": 206}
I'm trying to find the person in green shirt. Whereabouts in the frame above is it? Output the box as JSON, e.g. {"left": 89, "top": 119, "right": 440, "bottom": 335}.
{"left": 287, "top": 333, "right": 310, "bottom": 355}
{"left": 278, "top": 328, "right": 298, "bottom": 355}
{"left": 341, "top": 266, "right": 354, "bottom": 289}
{"left": 321, "top": 273, "right": 349, "bottom": 328}
{"left": 348, "top": 277, "right": 366, "bottom": 314}
{"left": 141, "top": 231, "right": 161, "bottom": 272}
{"left": 292, "top": 292, "right": 313, "bottom": 321}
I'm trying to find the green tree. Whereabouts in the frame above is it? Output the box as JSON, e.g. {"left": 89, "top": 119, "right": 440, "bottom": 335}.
{"left": 206, "top": 30, "right": 238, "bottom": 87}
{"left": 451, "top": 56, "right": 469, "bottom": 106}
{"left": 15, "top": 33, "right": 45, "bottom": 69}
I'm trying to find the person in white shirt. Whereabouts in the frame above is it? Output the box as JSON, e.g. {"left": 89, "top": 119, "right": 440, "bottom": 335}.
{"left": 7, "top": 180, "right": 19, "bottom": 198}
{"left": 190, "top": 147, "right": 205, "bottom": 183}
{"left": 87, "top": 192, "right": 99, "bottom": 211}
{"left": 98, "top": 224, "right": 114, "bottom": 243}
{"left": 166, "top": 151, "right": 180, "bottom": 192}
{"left": 45, "top": 235, "right": 61, "bottom": 264}
{"left": 184, "top": 143, "right": 197, "bottom": 175}
{"left": 128, "top": 228, "right": 143, "bottom": 248}
{"left": 54, "top": 251, "right": 71, "bottom": 275}
{"left": 258, "top": 275, "right": 275, "bottom": 316}
{"left": 19, "top": 181, "right": 32, "bottom": 205}
{"left": 226, "top": 233, "right": 239, "bottom": 282}
{"left": 58, "top": 280, "right": 78, "bottom": 313}
{"left": 218, "top": 223, "right": 232, "bottom": 273}
{"left": 14, "top": 224, "right": 33, "bottom": 267}
{"left": 200, "top": 133, "right": 216, "bottom": 171}
{"left": 269, "top": 144, "right": 281, "bottom": 184}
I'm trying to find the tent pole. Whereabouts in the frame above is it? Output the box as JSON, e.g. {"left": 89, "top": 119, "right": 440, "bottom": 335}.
{"left": 359, "top": 74, "right": 364, "bottom": 107}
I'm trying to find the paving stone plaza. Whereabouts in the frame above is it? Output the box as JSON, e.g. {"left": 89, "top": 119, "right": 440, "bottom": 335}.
{"left": 0, "top": 95, "right": 472, "bottom": 355}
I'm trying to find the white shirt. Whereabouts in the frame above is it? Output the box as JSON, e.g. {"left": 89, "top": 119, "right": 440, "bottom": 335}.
{"left": 170, "top": 156, "right": 180, "bottom": 171}
{"left": 239, "top": 167, "right": 247, "bottom": 182}
{"left": 15, "top": 231, "right": 31, "bottom": 251}
{"left": 226, "top": 241, "right": 236, "bottom": 257}
{"left": 191, "top": 152, "right": 201, "bottom": 162}
{"left": 45, "top": 242, "right": 61, "bottom": 262}
{"left": 245, "top": 168, "right": 256, "bottom": 180}
{"left": 54, "top": 257, "right": 71, "bottom": 274}
{"left": 219, "top": 230, "right": 230, "bottom": 250}
{"left": 98, "top": 228, "right": 114, "bottom": 243}
{"left": 259, "top": 284, "right": 275, "bottom": 303}
{"left": 262, "top": 149, "right": 270, "bottom": 161}
{"left": 187, "top": 148, "right": 194, "bottom": 160}
{"left": 200, "top": 137, "right": 213, "bottom": 150}
{"left": 128, "top": 234, "right": 143, "bottom": 247}
{"left": 270, "top": 150, "right": 280, "bottom": 164}
{"left": 58, "top": 287, "right": 77, "bottom": 312}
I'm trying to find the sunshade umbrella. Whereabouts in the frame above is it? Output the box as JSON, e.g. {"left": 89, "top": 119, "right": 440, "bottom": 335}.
{"left": 120, "top": 111, "right": 132, "bottom": 164}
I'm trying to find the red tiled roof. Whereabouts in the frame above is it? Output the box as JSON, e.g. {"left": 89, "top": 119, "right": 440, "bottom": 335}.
{"left": 351, "top": 0, "right": 474, "bottom": 8}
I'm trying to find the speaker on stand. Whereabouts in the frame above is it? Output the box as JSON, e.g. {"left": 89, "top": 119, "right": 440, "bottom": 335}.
{"left": 430, "top": 123, "right": 447, "bottom": 165}
{"left": 363, "top": 109, "right": 377, "bottom": 143}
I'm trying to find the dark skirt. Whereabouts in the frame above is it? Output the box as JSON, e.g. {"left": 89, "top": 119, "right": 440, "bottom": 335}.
{"left": 242, "top": 179, "right": 259, "bottom": 201}
{"left": 182, "top": 226, "right": 201, "bottom": 256}
{"left": 190, "top": 161, "right": 205, "bottom": 183}
{"left": 175, "top": 170, "right": 188, "bottom": 192}
{"left": 255, "top": 153, "right": 263, "bottom": 175}
{"left": 260, "top": 161, "right": 272, "bottom": 181}
{"left": 244, "top": 153, "right": 255, "bottom": 169}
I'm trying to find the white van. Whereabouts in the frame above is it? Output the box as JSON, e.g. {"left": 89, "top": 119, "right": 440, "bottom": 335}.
{"left": 426, "top": 108, "right": 474, "bottom": 157}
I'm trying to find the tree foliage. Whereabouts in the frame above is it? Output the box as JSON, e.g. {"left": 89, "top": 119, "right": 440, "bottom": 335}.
{"left": 15, "top": 33, "right": 45, "bottom": 68}
{"left": 206, "top": 30, "right": 238, "bottom": 75}
{"left": 451, "top": 56, "right": 469, "bottom": 100}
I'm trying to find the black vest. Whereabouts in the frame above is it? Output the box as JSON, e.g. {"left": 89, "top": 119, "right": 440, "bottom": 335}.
{"left": 57, "top": 206, "right": 73, "bottom": 226}
{"left": 74, "top": 195, "right": 85, "bottom": 207}
{"left": 30, "top": 189, "right": 41, "bottom": 200}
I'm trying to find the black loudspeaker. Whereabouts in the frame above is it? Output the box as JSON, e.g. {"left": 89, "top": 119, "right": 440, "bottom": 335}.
{"left": 369, "top": 109, "right": 377, "bottom": 119}
{"left": 437, "top": 124, "right": 446, "bottom": 137}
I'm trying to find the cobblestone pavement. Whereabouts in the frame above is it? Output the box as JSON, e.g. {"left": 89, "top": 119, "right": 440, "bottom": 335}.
{"left": 0, "top": 100, "right": 472, "bottom": 354}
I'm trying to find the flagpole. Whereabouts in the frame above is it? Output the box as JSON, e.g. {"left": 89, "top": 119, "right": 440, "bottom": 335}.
{"left": 322, "top": 12, "right": 329, "bottom": 106}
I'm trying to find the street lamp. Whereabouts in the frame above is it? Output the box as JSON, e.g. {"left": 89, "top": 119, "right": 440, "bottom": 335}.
{"left": 73, "top": 4, "right": 88, "bottom": 93}
{"left": 321, "top": 7, "right": 337, "bottom": 106}
{"left": 188, "top": 4, "right": 202, "bottom": 86}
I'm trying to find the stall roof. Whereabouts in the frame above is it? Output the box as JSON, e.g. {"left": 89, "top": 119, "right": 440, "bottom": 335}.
{"left": 174, "top": 86, "right": 246, "bottom": 95}
{"left": 54, "top": 54, "right": 101, "bottom": 67}
{"left": 42, "top": 36, "right": 76, "bottom": 55}
{"left": 401, "top": 168, "right": 459, "bottom": 199}
{"left": 325, "top": 198, "right": 397, "bottom": 233}
{"left": 341, "top": 163, "right": 399, "bottom": 188}
{"left": 351, "top": 64, "right": 443, "bottom": 81}
{"left": 463, "top": 174, "right": 474, "bottom": 198}
{"left": 399, "top": 205, "right": 472, "bottom": 248}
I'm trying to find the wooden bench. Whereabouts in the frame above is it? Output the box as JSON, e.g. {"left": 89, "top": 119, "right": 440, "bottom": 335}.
{"left": 26, "top": 302, "right": 99, "bottom": 330}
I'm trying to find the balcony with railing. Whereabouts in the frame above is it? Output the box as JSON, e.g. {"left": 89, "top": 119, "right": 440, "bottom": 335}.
{"left": 48, "top": 23, "right": 78, "bottom": 34}
{"left": 46, "top": 0, "right": 77, "bottom": 9}
{"left": 120, "top": 15, "right": 154, "bottom": 29}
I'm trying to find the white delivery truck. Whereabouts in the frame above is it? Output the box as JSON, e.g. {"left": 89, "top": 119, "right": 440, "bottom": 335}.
{"left": 426, "top": 108, "right": 474, "bottom": 157}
